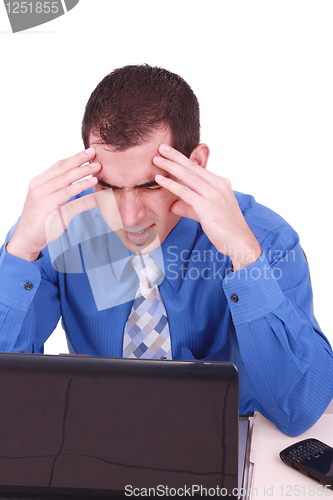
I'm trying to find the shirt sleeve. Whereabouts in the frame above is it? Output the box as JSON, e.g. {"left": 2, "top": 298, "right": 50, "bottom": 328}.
{"left": 0, "top": 227, "right": 61, "bottom": 353}
{"left": 222, "top": 224, "right": 333, "bottom": 436}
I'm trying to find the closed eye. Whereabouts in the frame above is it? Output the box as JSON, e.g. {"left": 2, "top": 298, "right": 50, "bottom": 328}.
{"left": 100, "top": 186, "right": 162, "bottom": 192}
{"left": 98, "top": 180, "right": 162, "bottom": 191}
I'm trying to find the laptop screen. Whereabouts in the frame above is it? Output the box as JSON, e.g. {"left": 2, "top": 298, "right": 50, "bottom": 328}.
{"left": 0, "top": 353, "right": 239, "bottom": 499}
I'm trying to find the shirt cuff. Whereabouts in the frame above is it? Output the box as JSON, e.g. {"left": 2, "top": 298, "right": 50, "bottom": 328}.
{"left": 0, "top": 246, "right": 41, "bottom": 311}
{"left": 222, "top": 254, "right": 284, "bottom": 325}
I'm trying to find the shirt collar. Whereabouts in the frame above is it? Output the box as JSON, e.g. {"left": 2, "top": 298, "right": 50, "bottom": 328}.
{"left": 161, "top": 217, "right": 198, "bottom": 293}
{"left": 108, "top": 217, "right": 198, "bottom": 292}
{"left": 107, "top": 235, "right": 165, "bottom": 283}
{"left": 107, "top": 235, "right": 131, "bottom": 284}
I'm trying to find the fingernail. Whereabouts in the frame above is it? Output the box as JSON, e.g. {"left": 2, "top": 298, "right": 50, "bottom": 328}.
{"left": 89, "top": 176, "right": 98, "bottom": 183}
{"left": 153, "top": 156, "right": 164, "bottom": 163}
{"left": 155, "top": 174, "right": 165, "bottom": 181}
{"left": 159, "top": 144, "right": 170, "bottom": 152}
{"left": 85, "top": 147, "right": 93, "bottom": 154}
{"left": 89, "top": 162, "right": 100, "bottom": 168}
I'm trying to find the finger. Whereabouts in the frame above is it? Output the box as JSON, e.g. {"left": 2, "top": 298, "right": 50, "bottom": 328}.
{"left": 158, "top": 144, "right": 216, "bottom": 182}
{"left": 48, "top": 147, "right": 97, "bottom": 176}
{"left": 155, "top": 174, "right": 201, "bottom": 207}
{"left": 35, "top": 162, "right": 101, "bottom": 199}
{"left": 49, "top": 176, "right": 98, "bottom": 206}
{"left": 153, "top": 155, "right": 217, "bottom": 197}
{"left": 63, "top": 192, "right": 98, "bottom": 219}
{"left": 31, "top": 148, "right": 97, "bottom": 189}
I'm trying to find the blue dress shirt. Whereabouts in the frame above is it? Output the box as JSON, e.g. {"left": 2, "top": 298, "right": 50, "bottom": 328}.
{"left": 0, "top": 190, "right": 332, "bottom": 436}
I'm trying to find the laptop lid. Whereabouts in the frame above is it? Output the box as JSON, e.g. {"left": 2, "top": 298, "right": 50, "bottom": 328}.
{"left": 0, "top": 353, "right": 239, "bottom": 499}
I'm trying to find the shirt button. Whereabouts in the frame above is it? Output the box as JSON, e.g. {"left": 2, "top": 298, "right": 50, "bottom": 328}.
{"left": 231, "top": 294, "right": 239, "bottom": 303}
{"left": 24, "top": 282, "right": 33, "bottom": 291}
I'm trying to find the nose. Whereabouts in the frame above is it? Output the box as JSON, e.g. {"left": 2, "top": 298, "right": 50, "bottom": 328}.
{"left": 117, "top": 189, "right": 147, "bottom": 228}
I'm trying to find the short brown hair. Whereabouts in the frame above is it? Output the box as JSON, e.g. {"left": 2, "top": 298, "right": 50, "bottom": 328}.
{"left": 81, "top": 64, "right": 200, "bottom": 158}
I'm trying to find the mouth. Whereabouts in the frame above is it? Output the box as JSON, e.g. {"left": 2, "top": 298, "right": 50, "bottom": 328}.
{"left": 124, "top": 225, "right": 155, "bottom": 246}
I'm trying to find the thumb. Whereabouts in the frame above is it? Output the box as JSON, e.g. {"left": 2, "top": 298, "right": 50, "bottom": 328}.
{"left": 170, "top": 200, "right": 199, "bottom": 222}
{"left": 45, "top": 193, "right": 97, "bottom": 244}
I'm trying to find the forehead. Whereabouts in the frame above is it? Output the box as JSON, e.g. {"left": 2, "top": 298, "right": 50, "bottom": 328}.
{"left": 90, "top": 129, "right": 172, "bottom": 187}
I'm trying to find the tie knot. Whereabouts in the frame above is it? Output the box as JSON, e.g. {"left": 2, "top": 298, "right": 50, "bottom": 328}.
{"left": 131, "top": 254, "right": 163, "bottom": 289}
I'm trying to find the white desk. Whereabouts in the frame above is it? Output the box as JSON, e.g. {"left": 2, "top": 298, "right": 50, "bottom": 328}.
{"left": 249, "top": 404, "right": 333, "bottom": 498}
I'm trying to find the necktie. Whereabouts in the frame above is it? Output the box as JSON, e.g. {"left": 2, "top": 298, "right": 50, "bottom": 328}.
{"left": 122, "top": 254, "right": 172, "bottom": 360}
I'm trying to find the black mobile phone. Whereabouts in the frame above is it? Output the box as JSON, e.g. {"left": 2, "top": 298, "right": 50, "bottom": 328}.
{"left": 280, "top": 438, "right": 333, "bottom": 488}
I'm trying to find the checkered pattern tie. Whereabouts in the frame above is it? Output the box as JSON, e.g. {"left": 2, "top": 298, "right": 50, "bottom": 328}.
{"left": 122, "top": 254, "right": 172, "bottom": 360}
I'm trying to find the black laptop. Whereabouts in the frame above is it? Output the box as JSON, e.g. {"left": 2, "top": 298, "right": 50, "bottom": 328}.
{"left": 0, "top": 353, "right": 239, "bottom": 499}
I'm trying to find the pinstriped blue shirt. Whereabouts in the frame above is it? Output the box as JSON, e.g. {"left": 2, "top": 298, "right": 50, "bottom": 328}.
{"left": 0, "top": 190, "right": 332, "bottom": 436}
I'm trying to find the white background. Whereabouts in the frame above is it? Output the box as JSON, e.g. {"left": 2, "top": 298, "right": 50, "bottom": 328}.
{"left": 0, "top": 0, "right": 332, "bottom": 353}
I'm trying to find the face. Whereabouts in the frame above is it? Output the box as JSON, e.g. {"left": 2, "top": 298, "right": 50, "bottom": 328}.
{"left": 90, "top": 129, "right": 181, "bottom": 254}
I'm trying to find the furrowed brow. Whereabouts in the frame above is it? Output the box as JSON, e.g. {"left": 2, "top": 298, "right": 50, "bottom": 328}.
{"left": 98, "top": 179, "right": 161, "bottom": 189}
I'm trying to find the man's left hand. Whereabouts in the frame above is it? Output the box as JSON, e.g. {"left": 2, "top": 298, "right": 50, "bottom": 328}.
{"left": 153, "top": 144, "right": 262, "bottom": 271}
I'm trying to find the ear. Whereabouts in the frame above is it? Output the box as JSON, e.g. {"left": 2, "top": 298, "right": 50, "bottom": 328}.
{"left": 189, "top": 143, "right": 210, "bottom": 169}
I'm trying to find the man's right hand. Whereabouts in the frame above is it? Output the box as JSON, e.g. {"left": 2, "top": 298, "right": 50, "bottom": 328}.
{"left": 6, "top": 148, "right": 101, "bottom": 262}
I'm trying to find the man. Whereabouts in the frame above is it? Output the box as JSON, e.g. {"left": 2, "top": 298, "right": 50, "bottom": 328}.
{"left": 1, "top": 65, "right": 332, "bottom": 436}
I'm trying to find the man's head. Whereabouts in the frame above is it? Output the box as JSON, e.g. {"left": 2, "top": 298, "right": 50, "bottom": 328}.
{"left": 82, "top": 64, "right": 200, "bottom": 158}
{"left": 81, "top": 65, "right": 207, "bottom": 254}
